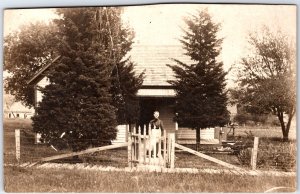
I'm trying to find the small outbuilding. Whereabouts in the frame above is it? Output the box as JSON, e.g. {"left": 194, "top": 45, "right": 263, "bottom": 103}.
{"left": 4, "top": 101, "right": 34, "bottom": 119}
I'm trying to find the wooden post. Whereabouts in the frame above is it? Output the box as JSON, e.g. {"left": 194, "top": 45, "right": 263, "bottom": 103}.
{"left": 125, "top": 124, "right": 128, "bottom": 142}
{"left": 127, "top": 125, "right": 132, "bottom": 167}
{"left": 15, "top": 129, "right": 20, "bottom": 162}
{"left": 35, "top": 133, "right": 42, "bottom": 144}
{"left": 196, "top": 128, "right": 200, "bottom": 151}
{"left": 168, "top": 133, "right": 175, "bottom": 168}
{"left": 167, "top": 133, "right": 171, "bottom": 167}
{"left": 163, "top": 130, "right": 167, "bottom": 167}
{"left": 148, "top": 125, "right": 152, "bottom": 164}
{"left": 138, "top": 126, "right": 142, "bottom": 163}
{"left": 251, "top": 137, "right": 259, "bottom": 170}
{"left": 219, "top": 127, "right": 223, "bottom": 146}
{"left": 133, "top": 127, "right": 137, "bottom": 161}
{"left": 153, "top": 130, "right": 157, "bottom": 160}
{"left": 143, "top": 125, "right": 147, "bottom": 165}
{"left": 250, "top": 148, "right": 254, "bottom": 167}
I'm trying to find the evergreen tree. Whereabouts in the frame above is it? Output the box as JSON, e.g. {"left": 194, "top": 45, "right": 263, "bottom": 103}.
{"left": 32, "top": 8, "right": 128, "bottom": 151}
{"left": 168, "top": 9, "right": 229, "bottom": 150}
{"left": 111, "top": 60, "right": 144, "bottom": 125}
{"left": 101, "top": 8, "right": 144, "bottom": 125}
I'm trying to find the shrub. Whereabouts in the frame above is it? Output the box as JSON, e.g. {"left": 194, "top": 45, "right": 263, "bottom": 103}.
{"left": 236, "top": 147, "right": 252, "bottom": 165}
{"left": 257, "top": 140, "right": 296, "bottom": 171}
{"left": 236, "top": 136, "right": 296, "bottom": 171}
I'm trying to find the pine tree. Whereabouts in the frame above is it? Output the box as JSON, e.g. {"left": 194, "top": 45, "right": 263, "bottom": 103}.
{"left": 32, "top": 8, "right": 126, "bottom": 151}
{"left": 111, "top": 60, "right": 144, "bottom": 125}
{"left": 101, "top": 8, "right": 144, "bottom": 125}
{"left": 168, "top": 9, "right": 229, "bottom": 150}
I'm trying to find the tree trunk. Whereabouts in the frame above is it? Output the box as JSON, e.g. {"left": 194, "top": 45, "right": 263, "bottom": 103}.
{"left": 283, "top": 110, "right": 295, "bottom": 142}
{"left": 276, "top": 109, "right": 288, "bottom": 141}
{"left": 196, "top": 128, "right": 200, "bottom": 151}
{"left": 282, "top": 131, "right": 289, "bottom": 142}
{"left": 276, "top": 108, "right": 295, "bottom": 142}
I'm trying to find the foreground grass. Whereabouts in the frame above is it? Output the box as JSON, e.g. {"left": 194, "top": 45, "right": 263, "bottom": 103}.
{"left": 4, "top": 166, "right": 296, "bottom": 193}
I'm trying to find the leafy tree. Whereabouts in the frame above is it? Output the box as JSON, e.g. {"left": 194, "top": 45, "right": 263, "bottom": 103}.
{"left": 4, "top": 22, "right": 58, "bottom": 107}
{"left": 32, "top": 8, "right": 130, "bottom": 151}
{"left": 234, "top": 27, "right": 296, "bottom": 141}
{"left": 168, "top": 9, "right": 229, "bottom": 150}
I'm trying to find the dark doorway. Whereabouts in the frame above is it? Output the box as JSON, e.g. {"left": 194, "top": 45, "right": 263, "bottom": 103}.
{"left": 138, "top": 97, "right": 176, "bottom": 134}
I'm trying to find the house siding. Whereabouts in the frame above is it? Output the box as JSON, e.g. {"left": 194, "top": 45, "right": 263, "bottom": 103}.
{"left": 36, "top": 77, "right": 50, "bottom": 106}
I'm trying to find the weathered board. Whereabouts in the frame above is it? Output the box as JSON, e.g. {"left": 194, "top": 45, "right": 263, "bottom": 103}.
{"left": 40, "top": 143, "right": 128, "bottom": 162}
{"left": 175, "top": 143, "right": 244, "bottom": 171}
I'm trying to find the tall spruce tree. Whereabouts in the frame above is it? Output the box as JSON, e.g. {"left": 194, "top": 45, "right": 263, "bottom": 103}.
{"left": 101, "top": 8, "right": 144, "bottom": 125}
{"left": 111, "top": 60, "right": 144, "bottom": 125}
{"left": 168, "top": 9, "right": 229, "bottom": 150}
{"left": 32, "top": 8, "right": 136, "bottom": 151}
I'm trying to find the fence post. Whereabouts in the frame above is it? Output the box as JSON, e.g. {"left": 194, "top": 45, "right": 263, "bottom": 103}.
{"left": 251, "top": 137, "right": 259, "bottom": 170}
{"left": 138, "top": 126, "right": 142, "bottom": 164}
{"left": 158, "top": 130, "right": 162, "bottom": 165}
{"left": 168, "top": 132, "right": 175, "bottom": 169}
{"left": 127, "top": 125, "right": 132, "bottom": 167}
{"left": 148, "top": 125, "right": 152, "bottom": 165}
{"left": 163, "top": 130, "right": 167, "bottom": 167}
{"left": 133, "top": 127, "right": 137, "bottom": 161}
{"left": 219, "top": 127, "right": 223, "bottom": 146}
{"left": 15, "top": 129, "right": 20, "bottom": 163}
{"left": 143, "top": 125, "right": 147, "bottom": 165}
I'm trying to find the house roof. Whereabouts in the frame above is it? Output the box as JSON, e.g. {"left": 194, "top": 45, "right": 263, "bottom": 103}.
{"left": 8, "top": 102, "right": 34, "bottom": 113}
{"left": 130, "top": 45, "right": 193, "bottom": 86}
{"left": 26, "top": 55, "right": 61, "bottom": 85}
{"left": 27, "top": 45, "right": 193, "bottom": 86}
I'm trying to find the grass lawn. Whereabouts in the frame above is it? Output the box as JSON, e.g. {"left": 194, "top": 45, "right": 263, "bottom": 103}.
{"left": 4, "top": 165, "right": 296, "bottom": 192}
{"left": 3, "top": 118, "right": 297, "bottom": 192}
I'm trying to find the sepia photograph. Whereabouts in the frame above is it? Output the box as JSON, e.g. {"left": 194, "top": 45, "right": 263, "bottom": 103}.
{"left": 3, "top": 3, "right": 296, "bottom": 192}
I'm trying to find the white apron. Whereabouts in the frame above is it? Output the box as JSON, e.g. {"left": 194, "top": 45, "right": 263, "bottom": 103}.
{"left": 144, "top": 128, "right": 161, "bottom": 157}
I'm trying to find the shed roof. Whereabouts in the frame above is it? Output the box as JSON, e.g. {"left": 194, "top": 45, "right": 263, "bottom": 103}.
{"left": 130, "top": 45, "right": 193, "bottom": 86}
{"left": 9, "top": 102, "right": 34, "bottom": 113}
{"left": 26, "top": 55, "right": 61, "bottom": 85}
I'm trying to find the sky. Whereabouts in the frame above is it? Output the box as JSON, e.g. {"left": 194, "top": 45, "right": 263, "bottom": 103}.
{"left": 3, "top": 4, "right": 296, "bottom": 84}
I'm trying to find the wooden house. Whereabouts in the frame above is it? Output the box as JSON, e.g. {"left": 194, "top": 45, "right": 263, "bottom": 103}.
{"left": 3, "top": 101, "right": 34, "bottom": 119}
{"left": 27, "top": 45, "right": 235, "bottom": 144}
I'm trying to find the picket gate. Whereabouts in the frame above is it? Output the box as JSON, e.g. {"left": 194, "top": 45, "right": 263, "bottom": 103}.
{"left": 128, "top": 125, "right": 175, "bottom": 169}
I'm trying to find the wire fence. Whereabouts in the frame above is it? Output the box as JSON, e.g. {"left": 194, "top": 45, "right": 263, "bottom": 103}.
{"left": 4, "top": 128, "right": 296, "bottom": 172}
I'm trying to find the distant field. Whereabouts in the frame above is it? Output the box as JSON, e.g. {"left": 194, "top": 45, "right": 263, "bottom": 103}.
{"left": 231, "top": 125, "right": 297, "bottom": 140}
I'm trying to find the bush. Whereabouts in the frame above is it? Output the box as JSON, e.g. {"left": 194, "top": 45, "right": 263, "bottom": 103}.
{"left": 234, "top": 131, "right": 254, "bottom": 165}
{"left": 236, "top": 136, "right": 296, "bottom": 171}
{"left": 257, "top": 140, "right": 296, "bottom": 171}
{"left": 234, "top": 112, "right": 250, "bottom": 125}
{"left": 234, "top": 112, "right": 269, "bottom": 126}
{"left": 236, "top": 147, "right": 252, "bottom": 165}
